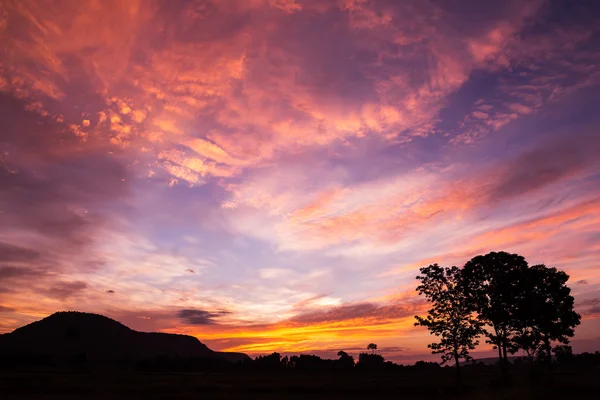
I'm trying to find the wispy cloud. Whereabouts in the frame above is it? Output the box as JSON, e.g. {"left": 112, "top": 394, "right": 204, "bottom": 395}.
{"left": 178, "top": 309, "right": 232, "bottom": 325}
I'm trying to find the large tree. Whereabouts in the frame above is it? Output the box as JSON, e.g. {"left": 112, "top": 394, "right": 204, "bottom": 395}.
{"left": 513, "top": 264, "right": 581, "bottom": 373}
{"left": 415, "top": 264, "right": 482, "bottom": 388}
{"left": 461, "top": 251, "right": 528, "bottom": 372}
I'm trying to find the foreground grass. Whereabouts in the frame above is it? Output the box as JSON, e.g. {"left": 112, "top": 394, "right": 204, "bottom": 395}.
{"left": 1, "top": 367, "right": 599, "bottom": 399}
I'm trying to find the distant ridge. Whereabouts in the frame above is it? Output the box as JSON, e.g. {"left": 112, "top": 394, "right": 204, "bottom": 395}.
{"left": 0, "top": 311, "right": 249, "bottom": 364}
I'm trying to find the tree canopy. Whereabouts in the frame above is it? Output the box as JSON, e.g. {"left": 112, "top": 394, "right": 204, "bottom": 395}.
{"left": 415, "top": 252, "right": 581, "bottom": 384}
{"left": 415, "top": 264, "right": 483, "bottom": 387}
{"left": 461, "top": 251, "right": 528, "bottom": 365}
{"left": 513, "top": 264, "right": 581, "bottom": 364}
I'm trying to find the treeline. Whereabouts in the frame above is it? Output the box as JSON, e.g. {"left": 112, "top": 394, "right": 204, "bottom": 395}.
{"left": 137, "top": 351, "right": 443, "bottom": 373}
{"left": 0, "top": 350, "right": 421, "bottom": 373}
{"left": 249, "top": 351, "right": 389, "bottom": 371}
{"left": 7, "top": 347, "right": 599, "bottom": 375}
{"left": 414, "top": 251, "right": 582, "bottom": 386}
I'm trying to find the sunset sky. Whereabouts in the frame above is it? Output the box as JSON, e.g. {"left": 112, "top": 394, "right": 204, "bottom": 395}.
{"left": 1, "top": 0, "right": 600, "bottom": 363}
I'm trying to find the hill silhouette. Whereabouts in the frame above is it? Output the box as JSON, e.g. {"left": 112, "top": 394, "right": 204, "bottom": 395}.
{"left": 0, "top": 311, "right": 248, "bottom": 364}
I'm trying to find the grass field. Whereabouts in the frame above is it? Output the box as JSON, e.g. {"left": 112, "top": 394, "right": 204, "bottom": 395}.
{"left": 2, "top": 367, "right": 599, "bottom": 399}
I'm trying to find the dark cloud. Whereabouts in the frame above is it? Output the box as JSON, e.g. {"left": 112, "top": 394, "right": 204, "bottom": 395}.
{"left": 341, "top": 346, "right": 406, "bottom": 353}
{"left": 0, "top": 266, "right": 41, "bottom": 280}
{"left": 577, "top": 298, "right": 600, "bottom": 315}
{"left": 291, "top": 302, "right": 416, "bottom": 324}
{"left": 0, "top": 94, "right": 132, "bottom": 300}
{"left": 0, "top": 242, "right": 40, "bottom": 262}
{"left": 84, "top": 259, "right": 108, "bottom": 271}
{"left": 0, "top": 305, "right": 16, "bottom": 312}
{"left": 0, "top": 94, "right": 131, "bottom": 250}
{"left": 487, "top": 132, "right": 600, "bottom": 202}
{"left": 0, "top": 152, "right": 128, "bottom": 247}
{"left": 177, "top": 309, "right": 231, "bottom": 325}
{"left": 585, "top": 305, "right": 600, "bottom": 316}
{"left": 106, "top": 290, "right": 115, "bottom": 294}
{"left": 578, "top": 298, "right": 600, "bottom": 307}
{"left": 577, "top": 279, "right": 589, "bottom": 285}
{"left": 42, "top": 281, "right": 88, "bottom": 300}
{"left": 185, "top": 269, "right": 196, "bottom": 274}
{"left": 0, "top": 266, "right": 52, "bottom": 296}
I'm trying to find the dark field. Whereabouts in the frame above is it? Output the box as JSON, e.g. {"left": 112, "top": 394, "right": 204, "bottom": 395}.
{"left": 2, "top": 367, "right": 600, "bottom": 399}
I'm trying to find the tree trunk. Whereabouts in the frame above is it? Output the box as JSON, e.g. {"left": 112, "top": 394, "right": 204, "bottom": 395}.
{"left": 455, "top": 354, "right": 461, "bottom": 393}
{"left": 497, "top": 345, "right": 506, "bottom": 381}
{"left": 527, "top": 352, "right": 535, "bottom": 381}
{"left": 502, "top": 342, "right": 509, "bottom": 379}
{"left": 546, "top": 341, "right": 554, "bottom": 384}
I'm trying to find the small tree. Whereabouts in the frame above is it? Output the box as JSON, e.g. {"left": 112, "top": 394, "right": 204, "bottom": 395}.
{"left": 513, "top": 327, "right": 542, "bottom": 365}
{"left": 356, "top": 352, "right": 385, "bottom": 369}
{"left": 367, "top": 343, "right": 377, "bottom": 353}
{"left": 337, "top": 351, "right": 355, "bottom": 369}
{"left": 415, "top": 264, "right": 482, "bottom": 389}
{"left": 554, "top": 345, "right": 574, "bottom": 364}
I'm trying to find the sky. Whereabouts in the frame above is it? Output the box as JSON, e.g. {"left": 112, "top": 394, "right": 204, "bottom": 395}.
{"left": 1, "top": 0, "right": 600, "bottom": 364}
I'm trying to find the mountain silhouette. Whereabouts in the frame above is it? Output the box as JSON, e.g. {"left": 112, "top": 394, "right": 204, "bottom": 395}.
{"left": 0, "top": 311, "right": 248, "bottom": 364}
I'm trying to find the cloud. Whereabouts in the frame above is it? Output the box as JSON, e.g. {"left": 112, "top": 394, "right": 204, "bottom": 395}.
{"left": 575, "top": 298, "right": 600, "bottom": 318}
{"left": 42, "top": 281, "right": 88, "bottom": 301}
{"left": 451, "top": 1, "right": 600, "bottom": 144}
{"left": 579, "top": 298, "right": 600, "bottom": 307}
{"left": 219, "top": 126, "right": 600, "bottom": 252}
{"left": 185, "top": 269, "right": 196, "bottom": 274}
{"left": 0, "top": 98, "right": 131, "bottom": 247}
{"left": 290, "top": 301, "right": 420, "bottom": 325}
{"left": 0, "top": 266, "right": 41, "bottom": 280}
{"left": 0, "top": 92, "right": 133, "bottom": 304}
{"left": 577, "top": 279, "right": 589, "bottom": 285}
{"left": 0, "top": 0, "right": 560, "bottom": 187}
{"left": 0, "top": 305, "right": 16, "bottom": 312}
{"left": 467, "top": 197, "right": 600, "bottom": 251}
{"left": 177, "top": 309, "right": 231, "bottom": 325}
{"left": 0, "top": 242, "right": 40, "bottom": 262}
{"left": 259, "top": 268, "right": 293, "bottom": 280}
{"left": 486, "top": 133, "right": 600, "bottom": 202}
{"left": 334, "top": 345, "right": 406, "bottom": 354}
{"left": 106, "top": 290, "right": 115, "bottom": 294}
{"left": 588, "top": 306, "right": 600, "bottom": 315}
{"left": 0, "top": 0, "right": 599, "bottom": 358}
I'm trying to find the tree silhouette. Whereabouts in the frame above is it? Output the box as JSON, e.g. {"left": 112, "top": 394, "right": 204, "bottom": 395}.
{"left": 415, "top": 264, "right": 482, "bottom": 389}
{"left": 357, "top": 352, "right": 385, "bottom": 369}
{"left": 367, "top": 343, "right": 377, "bottom": 353}
{"left": 513, "top": 264, "right": 581, "bottom": 378}
{"left": 254, "top": 352, "right": 282, "bottom": 370}
{"left": 337, "top": 351, "right": 355, "bottom": 368}
{"left": 554, "top": 345, "right": 574, "bottom": 364}
{"left": 461, "top": 251, "right": 528, "bottom": 377}
{"left": 513, "top": 327, "right": 542, "bottom": 366}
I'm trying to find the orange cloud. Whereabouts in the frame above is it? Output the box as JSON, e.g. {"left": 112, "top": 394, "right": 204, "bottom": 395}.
{"left": 470, "top": 197, "right": 600, "bottom": 250}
